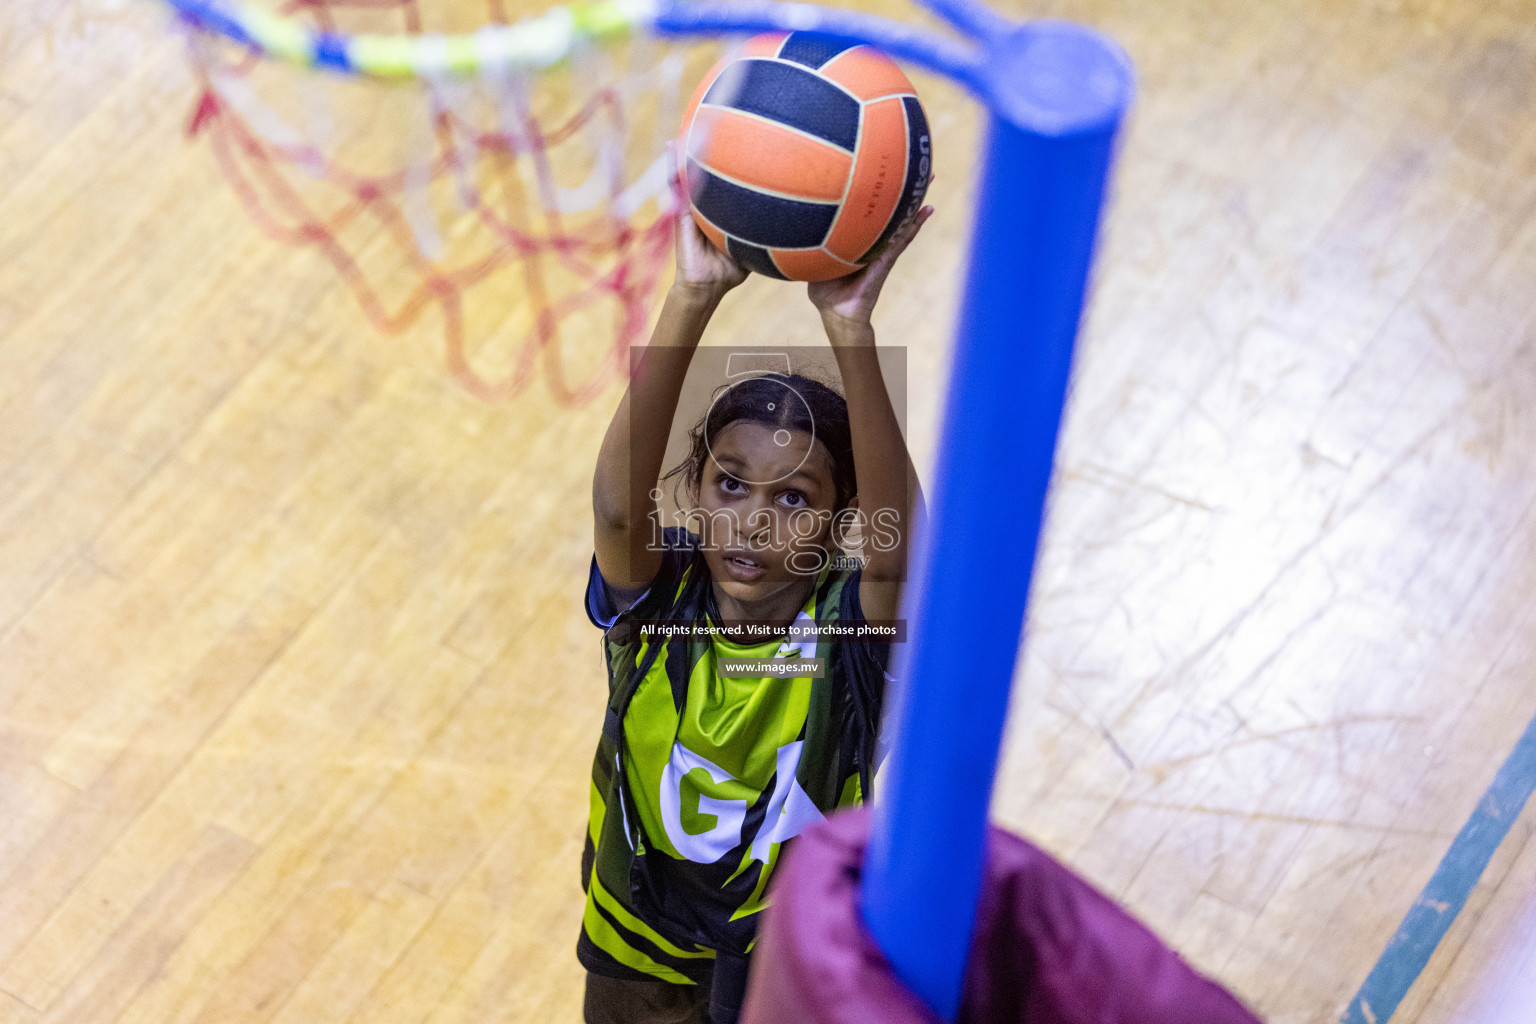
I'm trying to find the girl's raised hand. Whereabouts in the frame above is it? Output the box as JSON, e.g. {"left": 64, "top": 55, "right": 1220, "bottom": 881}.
{"left": 670, "top": 144, "right": 748, "bottom": 300}
{"left": 675, "top": 207, "right": 749, "bottom": 297}
{"left": 808, "top": 204, "right": 933, "bottom": 329}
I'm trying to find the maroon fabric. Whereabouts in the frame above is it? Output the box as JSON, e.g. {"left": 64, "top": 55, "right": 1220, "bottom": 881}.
{"left": 741, "top": 808, "right": 1262, "bottom": 1024}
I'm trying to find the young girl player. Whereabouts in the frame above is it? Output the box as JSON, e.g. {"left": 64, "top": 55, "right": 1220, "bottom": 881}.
{"left": 579, "top": 188, "right": 932, "bottom": 1024}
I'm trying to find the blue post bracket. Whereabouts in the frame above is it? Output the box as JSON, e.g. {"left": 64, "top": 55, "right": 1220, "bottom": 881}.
{"left": 860, "top": 22, "right": 1131, "bottom": 1019}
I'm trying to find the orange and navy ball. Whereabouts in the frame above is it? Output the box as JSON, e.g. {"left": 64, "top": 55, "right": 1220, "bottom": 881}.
{"left": 681, "top": 31, "right": 932, "bottom": 282}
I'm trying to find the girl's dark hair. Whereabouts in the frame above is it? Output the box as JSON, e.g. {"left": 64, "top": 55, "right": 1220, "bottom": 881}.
{"left": 663, "top": 372, "right": 857, "bottom": 511}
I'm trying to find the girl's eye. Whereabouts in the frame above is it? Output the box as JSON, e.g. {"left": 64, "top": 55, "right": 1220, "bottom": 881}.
{"left": 778, "top": 491, "right": 806, "bottom": 508}
{"left": 720, "top": 476, "right": 745, "bottom": 494}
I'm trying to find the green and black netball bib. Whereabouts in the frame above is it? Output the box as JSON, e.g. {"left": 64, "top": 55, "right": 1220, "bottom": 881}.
{"left": 577, "top": 528, "right": 888, "bottom": 985}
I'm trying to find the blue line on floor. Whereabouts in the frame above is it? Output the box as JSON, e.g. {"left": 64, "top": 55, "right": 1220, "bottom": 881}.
{"left": 1341, "top": 709, "right": 1536, "bottom": 1024}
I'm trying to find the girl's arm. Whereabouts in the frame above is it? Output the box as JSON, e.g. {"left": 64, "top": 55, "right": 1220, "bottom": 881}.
{"left": 809, "top": 206, "right": 934, "bottom": 623}
{"left": 593, "top": 202, "right": 747, "bottom": 594}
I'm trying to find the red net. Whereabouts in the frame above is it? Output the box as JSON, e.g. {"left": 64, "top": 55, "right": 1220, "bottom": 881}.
{"left": 178, "top": 0, "right": 694, "bottom": 403}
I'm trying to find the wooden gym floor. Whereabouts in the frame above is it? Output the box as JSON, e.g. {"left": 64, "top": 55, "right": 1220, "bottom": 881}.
{"left": 3, "top": 0, "right": 1536, "bottom": 1021}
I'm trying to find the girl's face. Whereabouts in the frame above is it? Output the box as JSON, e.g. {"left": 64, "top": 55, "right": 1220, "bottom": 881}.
{"left": 691, "top": 420, "right": 842, "bottom": 606}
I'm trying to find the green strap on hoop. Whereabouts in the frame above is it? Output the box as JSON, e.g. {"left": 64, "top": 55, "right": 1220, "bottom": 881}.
{"left": 179, "top": 0, "right": 654, "bottom": 79}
